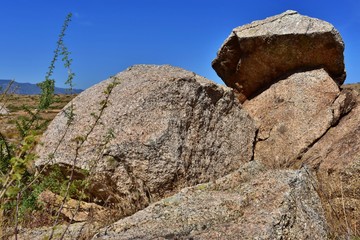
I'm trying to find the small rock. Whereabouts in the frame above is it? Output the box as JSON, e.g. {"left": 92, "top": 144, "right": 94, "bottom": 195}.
{"left": 0, "top": 106, "right": 9, "bottom": 115}
{"left": 38, "top": 190, "right": 113, "bottom": 222}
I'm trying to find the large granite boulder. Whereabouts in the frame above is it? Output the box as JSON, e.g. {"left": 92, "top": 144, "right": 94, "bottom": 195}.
{"left": 243, "top": 69, "right": 352, "bottom": 168}
{"left": 93, "top": 162, "right": 329, "bottom": 239}
{"left": 212, "top": 10, "right": 345, "bottom": 102}
{"left": 35, "top": 65, "right": 256, "bottom": 218}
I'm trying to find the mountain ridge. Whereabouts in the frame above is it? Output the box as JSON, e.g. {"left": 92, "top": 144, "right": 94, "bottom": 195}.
{"left": 0, "top": 79, "right": 83, "bottom": 95}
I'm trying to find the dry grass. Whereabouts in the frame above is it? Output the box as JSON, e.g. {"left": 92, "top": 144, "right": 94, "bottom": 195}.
{"left": 0, "top": 94, "right": 76, "bottom": 143}
{"left": 342, "top": 83, "right": 360, "bottom": 94}
{"left": 315, "top": 169, "right": 360, "bottom": 239}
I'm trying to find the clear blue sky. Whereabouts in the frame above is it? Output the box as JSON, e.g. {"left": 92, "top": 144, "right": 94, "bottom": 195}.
{"left": 1, "top": 0, "right": 359, "bottom": 89}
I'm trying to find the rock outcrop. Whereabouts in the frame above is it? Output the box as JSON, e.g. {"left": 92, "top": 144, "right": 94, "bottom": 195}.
{"left": 25, "top": 10, "right": 359, "bottom": 240}
{"left": 211, "top": 10, "right": 359, "bottom": 238}
{"left": 93, "top": 162, "right": 329, "bottom": 240}
{"left": 36, "top": 65, "right": 256, "bottom": 218}
{"left": 212, "top": 10, "right": 345, "bottom": 102}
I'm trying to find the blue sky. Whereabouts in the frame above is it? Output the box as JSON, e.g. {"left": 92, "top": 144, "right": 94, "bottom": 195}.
{"left": 1, "top": 0, "right": 359, "bottom": 89}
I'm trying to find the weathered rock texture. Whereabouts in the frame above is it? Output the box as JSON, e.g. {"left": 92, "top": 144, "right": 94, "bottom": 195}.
{"left": 9, "top": 222, "right": 99, "bottom": 240}
{"left": 243, "top": 69, "right": 350, "bottom": 168}
{"left": 93, "top": 162, "right": 329, "bottom": 239}
{"left": 212, "top": 10, "right": 345, "bottom": 101}
{"left": 300, "top": 91, "right": 360, "bottom": 236}
{"left": 36, "top": 65, "right": 256, "bottom": 218}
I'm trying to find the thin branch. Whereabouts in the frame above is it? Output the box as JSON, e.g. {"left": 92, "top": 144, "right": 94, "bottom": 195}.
{"left": 50, "top": 77, "right": 119, "bottom": 239}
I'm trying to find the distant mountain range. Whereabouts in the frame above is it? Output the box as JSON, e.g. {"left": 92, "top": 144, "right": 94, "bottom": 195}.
{"left": 0, "top": 79, "right": 83, "bottom": 95}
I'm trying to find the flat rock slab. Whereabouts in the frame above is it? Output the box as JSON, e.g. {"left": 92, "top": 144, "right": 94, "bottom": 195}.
{"left": 36, "top": 64, "right": 256, "bottom": 218}
{"left": 93, "top": 162, "right": 328, "bottom": 240}
{"left": 9, "top": 222, "right": 99, "bottom": 240}
{"left": 243, "top": 69, "right": 347, "bottom": 168}
{"left": 212, "top": 10, "right": 345, "bottom": 101}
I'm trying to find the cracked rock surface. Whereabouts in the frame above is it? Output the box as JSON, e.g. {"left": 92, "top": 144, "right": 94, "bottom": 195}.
{"left": 35, "top": 64, "right": 256, "bottom": 218}
{"left": 243, "top": 69, "right": 345, "bottom": 168}
{"left": 93, "top": 162, "right": 328, "bottom": 240}
{"left": 212, "top": 10, "right": 345, "bottom": 101}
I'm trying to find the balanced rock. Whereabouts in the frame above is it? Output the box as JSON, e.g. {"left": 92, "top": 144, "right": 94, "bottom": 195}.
{"left": 300, "top": 90, "right": 360, "bottom": 236}
{"left": 35, "top": 65, "right": 256, "bottom": 218}
{"left": 93, "top": 162, "right": 329, "bottom": 239}
{"left": 243, "top": 69, "right": 350, "bottom": 168}
{"left": 212, "top": 10, "right": 345, "bottom": 101}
